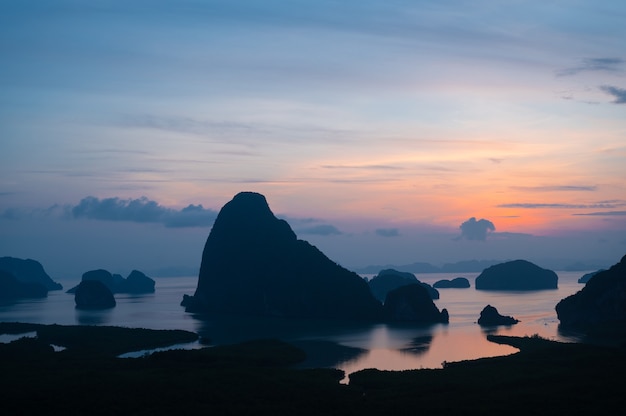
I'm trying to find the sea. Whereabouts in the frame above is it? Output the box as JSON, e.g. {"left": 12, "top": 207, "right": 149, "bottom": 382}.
{"left": 0, "top": 271, "right": 589, "bottom": 380}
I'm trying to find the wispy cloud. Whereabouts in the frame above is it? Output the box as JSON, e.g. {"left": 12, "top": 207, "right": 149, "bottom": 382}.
{"left": 119, "top": 114, "right": 263, "bottom": 139}
{"left": 599, "top": 85, "right": 626, "bottom": 104}
{"left": 498, "top": 202, "right": 622, "bottom": 209}
{"left": 321, "top": 164, "right": 405, "bottom": 171}
{"left": 510, "top": 185, "right": 597, "bottom": 192}
{"left": 296, "top": 224, "right": 342, "bottom": 236}
{"left": 375, "top": 228, "right": 400, "bottom": 237}
{"left": 492, "top": 231, "right": 534, "bottom": 239}
{"left": 573, "top": 211, "right": 626, "bottom": 216}
{"left": 1, "top": 204, "right": 70, "bottom": 220}
{"left": 556, "top": 57, "right": 625, "bottom": 77}
{"left": 71, "top": 196, "right": 217, "bottom": 227}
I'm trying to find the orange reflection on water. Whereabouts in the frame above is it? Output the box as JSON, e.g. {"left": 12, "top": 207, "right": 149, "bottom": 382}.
{"left": 337, "top": 325, "right": 518, "bottom": 382}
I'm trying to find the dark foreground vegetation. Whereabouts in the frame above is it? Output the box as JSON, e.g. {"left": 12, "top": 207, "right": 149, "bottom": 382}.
{"left": 1, "top": 323, "right": 624, "bottom": 415}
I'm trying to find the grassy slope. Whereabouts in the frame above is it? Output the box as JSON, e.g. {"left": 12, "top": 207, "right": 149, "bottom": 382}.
{"left": 1, "top": 323, "right": 625, "bottom": 415}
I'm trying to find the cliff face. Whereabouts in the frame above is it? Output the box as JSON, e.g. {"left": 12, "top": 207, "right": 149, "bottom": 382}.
{"left": 556, "top": 254, "right": 626, "bottom": 328}
{"left": 0, "top": 257, "right": 62, "bottom": 291}
{"left": 183, "top": 192, "right": 383, "bottom": 320}
{"left": 0, "top": 270, "right": 48, "bottom": 300}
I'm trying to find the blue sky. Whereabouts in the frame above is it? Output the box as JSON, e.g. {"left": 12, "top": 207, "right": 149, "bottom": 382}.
{"left": 1, "top": 1, "right": 625, "bottom": 278}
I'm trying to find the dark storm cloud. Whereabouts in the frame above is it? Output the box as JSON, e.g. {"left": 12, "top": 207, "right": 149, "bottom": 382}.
{"left": 296, "top": 224, "right": 343, "bottom": 236}
{"left": 457, "top": 217, "right": 495, "bottom": 241}
{"left": 375, "top": 228, "right": 400, "bottom": 237}
{"left": 599, "top": 85, "right": 626, "bottom": 104}
{"left": 71, "top": 196, "right": 217, "bottom": 227}
{"left": 556, "top": 57, "right": 625, "bottom": 77}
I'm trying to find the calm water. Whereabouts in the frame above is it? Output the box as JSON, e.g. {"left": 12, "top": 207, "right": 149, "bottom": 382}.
{"left": 0, "top": 272, "right": 588, "bottom": 378}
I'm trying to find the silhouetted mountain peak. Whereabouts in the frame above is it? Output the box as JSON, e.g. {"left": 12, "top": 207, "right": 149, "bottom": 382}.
{"left": 183, "top": 191, "right": 382, "bottom": 320}
{"left": 208, "top": 191, "right": 296, "bottom": 249}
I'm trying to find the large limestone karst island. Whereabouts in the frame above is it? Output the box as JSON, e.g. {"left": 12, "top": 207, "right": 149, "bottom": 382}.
{"left": 556, "top": 254, "right": 626, "bottom": 329}
{"left": 0, "top": 256, "right": 63, "bottom": 291}
{"left": 475, "top": 259, "right": 558, "bottom": 291}
{"left": 181, "top": 192, "right": 384, "bottom": 320}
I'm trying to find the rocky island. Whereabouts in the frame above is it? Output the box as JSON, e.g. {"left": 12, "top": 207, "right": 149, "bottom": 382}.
{"left": 0, "top": 270, "right": 48, "bottom": 300}
{"left": 182, "top": 192, "right": 383, "bottom": 320}
{"left": 433, "top": 277, "right": 470, "bottom": 289}
{"left": 383, "top": 284, "right": 449, "bottom": 323}
{"left": 556, "top": 254, "right": 626, "bottom": 330}
{"left": 67, "top": 269, "right": 155, "bottom": 294}
{"left": 0, "top": 256, "right": 63, "bottom": 291}
{"left": 182, "top": 192, "right": 448, "bottom": 324}
{"left": 368, "top": 269, "right": 439, "bottom": 301}
{"left": 477, "top": 305, "right": 519, "bottom": 326}
{"left": 475, "top": 259, "right": 558, "bottom": 291}
{"left": 74, "top": 279, "right": 116, "bottom": 309}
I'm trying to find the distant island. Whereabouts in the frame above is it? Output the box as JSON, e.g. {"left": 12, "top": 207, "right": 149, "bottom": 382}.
{"left": 475, "top": 260, "right": 558, "bottom": 291}
{"left": 74, "top": 279, "right": 117, "bottom": 310}
{"left": 367, "top": 269, "right": 439, "bottom": 301}
{"left": 67, "top": 269, "right": 155, "bottom": 294}
{"left": 0, "top": 256, "right": 63, "bottom": 291}
{"left": 353, "top": 258, "right": 607, "bottom": 274}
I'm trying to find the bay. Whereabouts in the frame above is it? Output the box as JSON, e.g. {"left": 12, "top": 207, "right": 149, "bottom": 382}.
{"left": 0, "top": 271, "right": 588, "bottom": 378}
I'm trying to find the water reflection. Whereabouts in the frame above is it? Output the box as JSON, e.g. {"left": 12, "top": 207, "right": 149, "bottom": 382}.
{"left": 402, "top": 334, "right": 433, "bottom": 355}
{"left": 75, "top": 308, "right": 113, "bottom": 325}
{"left": 292, "top": 340, "right": 367, "bottom": 369}
{"left": 191, "top": 314, "right": 449, "bottom": 375}
{"left": 479, "top": 324, "right": 517, "bottom": 336}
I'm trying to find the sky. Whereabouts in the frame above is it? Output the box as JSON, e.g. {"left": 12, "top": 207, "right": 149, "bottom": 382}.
{"left": 1, "top": 0, "right": 625, "bottom": 279}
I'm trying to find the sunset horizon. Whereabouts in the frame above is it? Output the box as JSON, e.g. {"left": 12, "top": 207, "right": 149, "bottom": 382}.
{"left": 1, "top": 1, "right": 625, "bottom": 278}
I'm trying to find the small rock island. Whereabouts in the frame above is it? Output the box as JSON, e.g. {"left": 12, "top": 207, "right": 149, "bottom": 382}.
{"left": 433, "top": 277, "right": 470, "bottom": 289}
{"left": 477, "top": 305, "right": 519, "bottom": 326}
{"left": 368, "top": 269, "right": 439, "bottom": 301}
{"left": 383, "top": 284, "right": 449, "bottom": 323}
{"left": 74, "top": 280, "right": 116, "bottom": 310}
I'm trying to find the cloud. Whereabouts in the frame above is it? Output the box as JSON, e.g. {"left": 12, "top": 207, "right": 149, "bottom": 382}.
{"left": 458, "top": 217, "right": 495, "bottom": 241}
{"left": 498, "top": 202, "right": 622, "bottom": 209}
{"left": 375, "top": 228, "right": 400, "bottom": 237}
{"left": 556, "top": 58, "right": 625, "bottom": 77}
{"left": 71, "top": 196, "right": 217, "bottom": 227}
{"left": 510, "top": 185, "right": 597, "bottom": 192}
{"left": 321, "top": 164, "right": 405, "bottom": 171}
{"left": 1, "top": 205, "right": 70, "bottom": 220}
{"left": 573, "top": 211, "right": 626, "bottom": 217}
{"left": 296, "top": 224, "right": 343, "bottom": 236}
{"left": 599, "top": 85, "right": 626, "bottom": 104}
